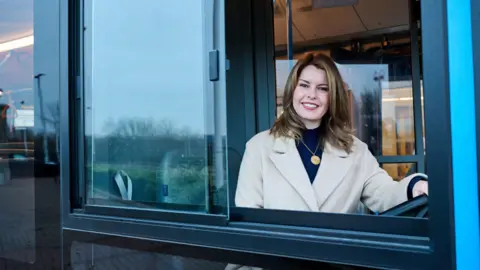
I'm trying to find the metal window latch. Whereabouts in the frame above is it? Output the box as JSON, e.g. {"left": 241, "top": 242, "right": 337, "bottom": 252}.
{"left": 209, "top": 50, "right": 219, "bottom": 81}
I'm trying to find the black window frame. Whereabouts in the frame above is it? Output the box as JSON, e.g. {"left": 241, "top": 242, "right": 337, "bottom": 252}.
{"left": 228, "top": 0, "right": 430, "bottom": 237}
{"left": 59, "top": 0, "right": 457, "bottom": 269}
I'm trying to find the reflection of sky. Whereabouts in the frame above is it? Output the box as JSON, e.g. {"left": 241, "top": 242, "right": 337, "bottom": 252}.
{"left": 275, "top": 60, "right": 389, "bottom": 99}
{"left": 0, "top": 47, "right": 33, "bottom": 91}
{"left": 86, "top": 1, "right": 207, "bottom": 136}
{"left": 0, "top": 0, "right": 33, "bottom": 43}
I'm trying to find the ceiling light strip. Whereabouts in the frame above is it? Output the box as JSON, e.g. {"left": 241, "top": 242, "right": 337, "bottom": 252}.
{"left": 0, "top": 35, "right": 34, "bottom": 53}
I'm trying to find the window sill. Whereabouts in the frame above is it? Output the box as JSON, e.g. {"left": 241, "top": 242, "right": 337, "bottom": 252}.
{"left": 64, "top": 212, "right": 432, "bottom": 269}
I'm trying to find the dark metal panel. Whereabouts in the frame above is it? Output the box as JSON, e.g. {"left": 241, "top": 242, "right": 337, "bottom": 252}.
{"left": 62, "top": 230, "right": 363, "bottom": 270}
{"left": 73, "top": 0, "right": 85, "bottom": 208}
{"left": 252, "top": 0, "right": 277, "bottom": 131}
{"left": 63, "top": 216, "right": 431, "bottom": 270}
{"left": 409, "top": 0, "right": 425, "bottom": 173}
{"left": 33, "top": 0, "right": 62, "bottom": 268}
{"left": 82, "top": 206, "right": 227, "bottom": 226}
{"left": 420, "top": 0, "right": 456, "bottom": 269}
{"left": 59, "top": 0, "right": 72, "bottom": 222}
{"left": 230, "top": 221, "right": 429, "bottom": 248}
{"left": 230, "top": 207, "right": 428, "bottom": 237}
{"left": 225, "top": 0, "right": 257, "bottom": 206}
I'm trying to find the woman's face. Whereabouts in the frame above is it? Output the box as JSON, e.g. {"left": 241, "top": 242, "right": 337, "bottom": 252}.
{"left": 292, "top": 65, "right": 329, "bottom": 129}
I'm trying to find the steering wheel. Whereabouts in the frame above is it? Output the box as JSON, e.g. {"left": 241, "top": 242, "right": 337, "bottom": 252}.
{"left": 378, "top": 194, "right": 428, "bottom": 218}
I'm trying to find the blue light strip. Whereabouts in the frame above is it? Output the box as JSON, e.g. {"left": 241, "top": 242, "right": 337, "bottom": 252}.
{"left": 447, "top": 0, "right": 480, "bottom": 269}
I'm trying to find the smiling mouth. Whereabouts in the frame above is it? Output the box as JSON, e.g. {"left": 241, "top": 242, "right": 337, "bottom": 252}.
{"left": 302, "top": 102, "right": 319, "bottom": 109}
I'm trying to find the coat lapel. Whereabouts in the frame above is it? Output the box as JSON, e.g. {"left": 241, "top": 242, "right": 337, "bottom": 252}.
{"left": 312, "top": 142, "right": 353, "bottom": 209}
{"left": 269, "top": 137, "right": 318, "bottom": 211}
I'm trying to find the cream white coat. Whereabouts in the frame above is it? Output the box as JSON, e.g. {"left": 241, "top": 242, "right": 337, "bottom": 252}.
{"left": 235, "top": 130, "right": 426, "bottom": 213}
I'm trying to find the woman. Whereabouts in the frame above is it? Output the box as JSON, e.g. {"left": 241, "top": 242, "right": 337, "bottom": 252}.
{"left": 235, "top": 53, "right": 428, "bottom": 213}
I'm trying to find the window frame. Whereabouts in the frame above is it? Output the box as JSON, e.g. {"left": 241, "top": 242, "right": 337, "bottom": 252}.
{"left": 59, "top": 0, "right": 457, "bottom": 269}
{"left": 61, "top": 229, "right": 425, "bottom": 270}
{"left": 229, "top": 0, "right": 429, "bottom": 235}
{"left": 66, "top": 0, "right": 230, "bottom": 223}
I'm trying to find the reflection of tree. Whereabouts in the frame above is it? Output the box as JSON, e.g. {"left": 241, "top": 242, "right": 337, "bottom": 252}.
{"left": 102, "top": 118, "right": 184, "bottom": 138}
{"left": 35, "top": 73, "right": 54, "bottom": 164}
{"left": 157, "top": 119, "right": 176, "bottom": 137}
{"left": 96, "top": 118, "right": 204, "bottom": 164}
{"left": 104, "top": 118, "right": 160, "bottom": 137}
{"left": 45, "top": 102, "right": 60, "bottom": 161}
{"left": 360, "top": 88, "right": 382, "bottom": 155}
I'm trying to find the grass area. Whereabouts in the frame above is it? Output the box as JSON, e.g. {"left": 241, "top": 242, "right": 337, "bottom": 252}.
{"left": 86, "top": 163, "right": 221, "bottom": 206}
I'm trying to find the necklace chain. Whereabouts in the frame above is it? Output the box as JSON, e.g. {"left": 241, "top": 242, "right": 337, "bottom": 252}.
{"left": 300, "top": 139, "right": 320, "bottom": 155}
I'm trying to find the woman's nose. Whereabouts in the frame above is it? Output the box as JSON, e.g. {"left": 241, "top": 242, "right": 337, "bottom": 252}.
{"left": 307, "top": 87, "right": 316, "bottom": 98}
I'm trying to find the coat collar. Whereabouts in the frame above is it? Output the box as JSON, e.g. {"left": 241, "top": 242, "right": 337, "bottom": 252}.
{"left": 269, "top": 136, "right": 353, "bottom": 211}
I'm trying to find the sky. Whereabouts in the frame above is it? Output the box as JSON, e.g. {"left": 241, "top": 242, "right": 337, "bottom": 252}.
{"left": 86, "top": 0, "right": 213, "bottom": 136}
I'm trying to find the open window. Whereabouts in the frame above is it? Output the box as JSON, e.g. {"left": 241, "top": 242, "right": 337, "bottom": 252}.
{"left": 60, "top": 0, "right": 465, "bottom": 269}
{"left": 228, "top": 0, "right": 430, "bottom": 235}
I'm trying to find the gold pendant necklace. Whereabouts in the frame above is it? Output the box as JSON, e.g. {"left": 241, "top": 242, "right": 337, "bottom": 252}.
{"left": 300, "top": 140, "right": 322, "bottom": 165}
{"left": 310, "top": 155, "right": 321, "bottom": 165}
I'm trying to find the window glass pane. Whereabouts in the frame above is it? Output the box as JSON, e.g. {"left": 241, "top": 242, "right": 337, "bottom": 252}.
{"left": 83, "top": 0, "right": 228, "bottom": 214}
{"left": 0, "top": 0, "right": 35, "bottom": 263}
{"left": 381, "top": 163, "right": 416, "bottom": 181}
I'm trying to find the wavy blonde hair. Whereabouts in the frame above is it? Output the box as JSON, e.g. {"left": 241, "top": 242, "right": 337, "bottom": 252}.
{"left": 270, "top": 52, "right": 354, "bottom": 153}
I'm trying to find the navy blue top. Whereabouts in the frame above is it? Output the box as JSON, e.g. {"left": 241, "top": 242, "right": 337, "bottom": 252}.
{"left": 296, "top": 127, "right": 423, "bottom": 198}
{"left": 296, "top": 127, "right": 322, "bottom": 183}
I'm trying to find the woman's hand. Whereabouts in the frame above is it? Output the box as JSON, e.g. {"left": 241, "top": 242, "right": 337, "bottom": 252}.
{"left": 412, "top": 180, "right": 429, "bottom": 197}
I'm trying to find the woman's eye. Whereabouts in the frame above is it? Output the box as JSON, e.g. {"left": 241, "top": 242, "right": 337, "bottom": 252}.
{"left": 317, "top": 87, "right": 328, "bottom": 92}
{"left": 299, "top": 83, "right": 309, "bottom": 88}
